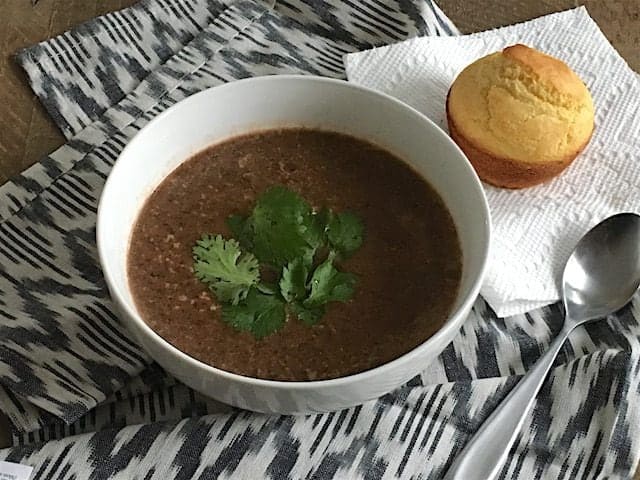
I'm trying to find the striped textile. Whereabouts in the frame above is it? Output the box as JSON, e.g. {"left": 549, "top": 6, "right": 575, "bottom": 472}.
{"left": 0, "top": 0, "right": 638, "bottom": 478}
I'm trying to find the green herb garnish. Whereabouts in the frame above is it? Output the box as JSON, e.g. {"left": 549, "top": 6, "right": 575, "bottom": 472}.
{"left": 279, "top": 257, "right": 311, "bottom": 303}
{"left": 326, "top": 211, "right": 364, "bottom": 257}
{"left": 193, "top": 186, "right": 365, "bottom": 338}
{"left": 304, "top": 254, "right": 357, "bottom": 307}
{"left": 193, "top": 235, "right": 260, "bottom": 305}
{"left": 221, "top": 287, "right": 286, "bottom": 339}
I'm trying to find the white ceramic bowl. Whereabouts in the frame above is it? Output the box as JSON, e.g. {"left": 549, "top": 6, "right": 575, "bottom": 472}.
{"left": 97, "top": 75, "right": 490, "bottom": 414}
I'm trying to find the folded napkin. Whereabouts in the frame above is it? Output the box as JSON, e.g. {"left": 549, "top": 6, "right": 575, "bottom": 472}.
{"left": 344, "top": 7, "right": 640, "bottom": 317}
{"left": 1, "top": 2, "right": 639, "bottom": 479}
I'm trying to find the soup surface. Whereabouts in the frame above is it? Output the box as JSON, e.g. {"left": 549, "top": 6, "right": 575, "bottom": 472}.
{"left": 128, "top": 129, "right": 462, "bottom": 381}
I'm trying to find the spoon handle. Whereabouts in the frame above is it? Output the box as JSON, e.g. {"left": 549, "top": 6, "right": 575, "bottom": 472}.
{"left": 443, "top": 324, "right": 574, "bottom": 480}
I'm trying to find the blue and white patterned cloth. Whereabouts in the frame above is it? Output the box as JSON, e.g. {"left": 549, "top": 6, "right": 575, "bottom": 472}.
{"left": 0, "top": 0, "right": 638, "bottom": 478}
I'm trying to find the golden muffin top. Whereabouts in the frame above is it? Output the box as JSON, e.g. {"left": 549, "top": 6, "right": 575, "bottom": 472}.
{"left": 447, "top": 44, "right": 595, "bottom": 164}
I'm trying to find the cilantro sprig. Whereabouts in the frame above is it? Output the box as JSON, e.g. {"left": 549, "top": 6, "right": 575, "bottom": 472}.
{"left": 193, "top": 186, "right": 364, "bottom": 339}
{"left": 193, "top": 235, "right": 259, "bottom": 305}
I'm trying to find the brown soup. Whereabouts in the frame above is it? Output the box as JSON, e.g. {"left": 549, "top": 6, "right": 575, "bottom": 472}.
{"left": 128, "top": 129, "right": 462, "bottom": 381}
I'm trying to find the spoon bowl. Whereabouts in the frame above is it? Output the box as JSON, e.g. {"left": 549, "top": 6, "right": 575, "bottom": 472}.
{"left": 563, "top": 213, "right": 640, "bottom": 322}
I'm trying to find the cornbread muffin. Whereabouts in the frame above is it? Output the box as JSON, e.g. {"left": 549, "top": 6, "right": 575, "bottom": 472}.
{"left": 446, "top": 44, "right": 595, "bottom": 188}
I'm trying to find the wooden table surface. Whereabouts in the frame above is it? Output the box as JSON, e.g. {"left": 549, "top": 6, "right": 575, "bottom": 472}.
{"left": 1, "top": 0, "right": 639, "bottom": 474}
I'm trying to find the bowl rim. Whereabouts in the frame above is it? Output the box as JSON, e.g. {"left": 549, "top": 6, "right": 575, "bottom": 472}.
{"left": 97, "top": 74, "right": 491, "bottom": 390}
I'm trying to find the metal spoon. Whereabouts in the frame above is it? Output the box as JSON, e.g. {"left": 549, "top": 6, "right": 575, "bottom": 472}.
{"left": 444, "top": 212, "right": 640, "bottom": 480}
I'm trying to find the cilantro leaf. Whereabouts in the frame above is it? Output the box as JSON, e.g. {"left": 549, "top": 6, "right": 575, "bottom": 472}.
{"left": 222, "top": 288, "right": 286, "bottom": 339}
{"left": 250, "top": 186, "right": 320, "bottom": 268}
{"left": 304, "top": 257, "right": 357, "bottom": 307}
{"left": 314, "top": 207, "right": 332, "bottom": 230}
{"left": 290, "top": 303, "right": 325, "bottom": 326}
{"left": 256, "top": 282, "right": 278, "bottom": 295}
{"left": 327, "top": 211, "right": 364, "bottom": 256}
{"left": 279, "top": 257, "right": 311, "bottom": 303}
{"left": 226, "top": 214, "right": 253, "bottom": 250}
{"left": 193, "top": 235, "right": 259, "bottom": 305}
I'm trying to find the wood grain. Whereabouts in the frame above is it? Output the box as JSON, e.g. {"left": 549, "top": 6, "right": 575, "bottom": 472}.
{"left": 437, "top": 0, "right": 639, "bottom": 73}
{"left": 0, "top": 0, "right": 137, "bottom": 184}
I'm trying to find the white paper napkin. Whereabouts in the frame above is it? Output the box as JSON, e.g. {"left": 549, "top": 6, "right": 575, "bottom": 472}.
{"left": 344, "top": 7, "right": 640, "bottom": 317}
